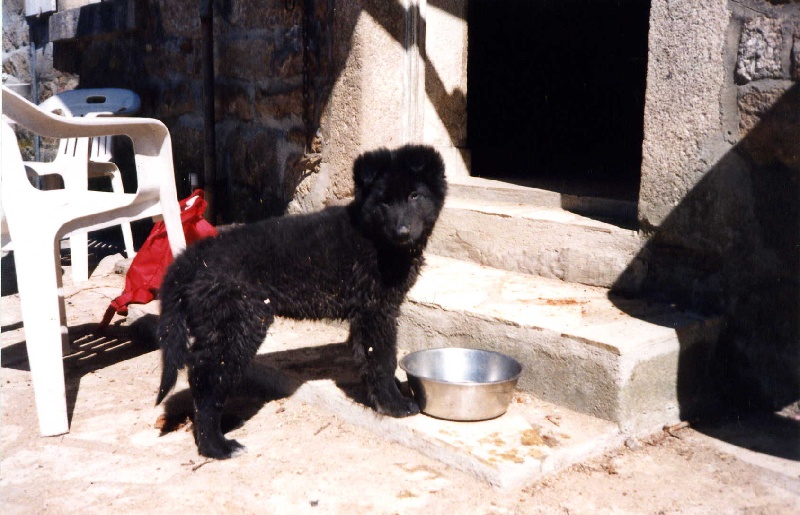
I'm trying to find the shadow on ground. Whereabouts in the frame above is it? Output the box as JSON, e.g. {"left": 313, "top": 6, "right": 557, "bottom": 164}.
{"left": 1, "top": 317, "right": 160, "bottom": 425}
{"left": 2, "top": 311, "right": 375, "bottom": 438}
{"left": 611, "top": 84, "right": 800, "bottom": 460}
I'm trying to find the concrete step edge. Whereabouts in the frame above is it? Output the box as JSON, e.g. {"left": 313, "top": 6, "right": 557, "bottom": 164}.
{"left": 446, "top": 177, "right": 639, "bottom": 223}
{"left": 400, "top": 255, "right": 722, "bottom": 431}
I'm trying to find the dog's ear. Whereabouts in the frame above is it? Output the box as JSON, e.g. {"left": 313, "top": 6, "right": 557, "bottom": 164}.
{"left": 353, "top": 148, "right": 392, "bottom": 193}
{"left": 401, "top": 146, "right": 447, "bottom": 205}
{"left": 397, "top": 145, "right": 445, "bottom": 180}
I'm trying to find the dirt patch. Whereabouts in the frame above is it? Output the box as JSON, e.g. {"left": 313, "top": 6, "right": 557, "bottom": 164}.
{"left": 2, "top": 261, "right": 798, "bottom": 513}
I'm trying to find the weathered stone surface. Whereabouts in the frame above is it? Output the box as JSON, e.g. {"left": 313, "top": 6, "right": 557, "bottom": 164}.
{"left": 48, "top": 0, "right": 137, "bottom": 42}
{"left": 157, "top": 0, "right": 199, "bottom": 38}
{"left": 155, "top": 80, "right": 198, "bottom": 119}
{"left": 254, "top": 85, "right": 303, "bottom": 121}
{"left": 738, "top": 81, "right": 800, "bottom": 171}
{"left": 144, "top": 38, "right": 203, "bottom": 80}
{"left": 215, "top": 82, "right": 253, "bottom": 121}
{"left": 735, "top": 16, "right": 784, "bottom": 84}
{"left": 2, "top": 0, "right": 28, "bottom": 52}
{"left": 428, "top": 197, "right": 644, "bottom": 290}
{"left": 2, "top": 51, "right": 30, "bottom": 81}
{"left": 227, "top": 128, "right": 280, "bottom": 190}
{"left": 792, "top": 33, "right": 800, "bottom": 80}
{"left": 400, "top": 255, "right": 721, "bottom": 433}
{"left": 738, "top": 81, "right": 795, "bottom": 135}
{"left": 423, "top": 0, "right": 468, "bottom": 148}
{"left": 216, "top": 34, "right": 302, "bottom": 82}
{"left": 639, "top": 0, "right": 730, "bottom": 228}
{"left": 224, "top": 0, "right": 300, "bottom": 31}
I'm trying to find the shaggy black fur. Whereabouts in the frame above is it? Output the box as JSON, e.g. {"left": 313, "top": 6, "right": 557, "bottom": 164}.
{"left": 156, "top": 145, "right": 447, "bottom": 459}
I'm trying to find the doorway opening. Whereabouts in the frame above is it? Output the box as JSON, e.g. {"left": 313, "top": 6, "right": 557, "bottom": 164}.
{"left": 467, "top": 0, "right": 651, "bottom": 201}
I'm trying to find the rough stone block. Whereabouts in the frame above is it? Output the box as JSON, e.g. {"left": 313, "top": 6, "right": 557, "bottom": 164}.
{"left": 735, "top": 16, "right": 784, "bottom": 84}
{"left": 226, "top": 128, "right": 281, "bottom": 190}
{"left": 738, "top": 81, "right": 799, "bottom": 168}
{"left": 224, "top": 0, "right": 300, "bottom": 31}
{"left": 48, "top": 0, "right": 137, "bottom": 42}
{"left": 2, "top": 51, "right": 30, "bottom": 81}
{"left": 254, "top": 86, "right": 304, "bottom": 121}
{"left": 793, "top": 33, "right": 800, "bottom": 81}
{"left": 738, "top": 82, "right": 793, "bottom": 134}
{"left": 158, "top": 0, "right": 200, "bottom": 38}
{"left": 2, "top": 0, "right": 29, "bottom": 51}
{"left": 216, "top": 35, "right": 302, "bottom": 82}
{"left": 428, "top": 197, "right": 643, "bottom": 289}
{"left": 215, "top": 82, "right": 253, "bottom": 121}
{"left": 156, "top": 81, "right": 198, "bottom": 118}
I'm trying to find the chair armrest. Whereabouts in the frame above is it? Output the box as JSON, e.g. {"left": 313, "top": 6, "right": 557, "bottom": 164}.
{"left": 3, "top": 87, "right": 167, "bottom": 154}
{"left": 3, "top": 87, "right": 177, "bottom": 199}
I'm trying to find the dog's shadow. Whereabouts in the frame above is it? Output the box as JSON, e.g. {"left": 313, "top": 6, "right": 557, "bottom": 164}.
{"left": 2, "top": 315, "right": 384, "bottom": 437}
{"left": 158, "top": 334, "right": 387, "bottom": 438}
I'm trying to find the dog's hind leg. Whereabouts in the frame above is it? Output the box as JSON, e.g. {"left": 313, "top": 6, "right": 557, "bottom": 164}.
{"left": 186, "top": 283, "right": 275, "bottom": 459}
{"left": 349, "top": 311, "right": 420, "bottom": 417}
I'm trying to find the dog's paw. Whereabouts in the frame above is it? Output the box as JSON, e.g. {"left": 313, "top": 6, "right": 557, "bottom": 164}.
{"left": 198, "top": 436, "right": 246, "bottom": 460}
{"left": 374, "top": 394, "right": 420, "bottom": 418}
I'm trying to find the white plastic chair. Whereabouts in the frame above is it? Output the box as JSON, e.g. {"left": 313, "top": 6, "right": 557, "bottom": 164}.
{"left": 1, "top": 86, "right": 186, "bottom": 437}
{"left": 27, "top": 88, "right": 142, "bottom": 282}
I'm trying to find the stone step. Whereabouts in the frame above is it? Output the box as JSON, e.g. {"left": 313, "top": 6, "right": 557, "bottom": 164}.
{"left": 399, "top": 255, "right": 722, "bottom": 434}
{"left": 428, "top": 194, "right": 645, "bottom": 290}
{"left": 446, "top": 176, "right": 639, "bottom": 223}
{"left": 242, "top": 319, "right": 623, "bottom": 489}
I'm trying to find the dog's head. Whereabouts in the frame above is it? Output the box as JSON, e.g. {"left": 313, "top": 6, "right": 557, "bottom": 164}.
{"left": 352, "top": 145, "right": 447, "bottom": 248}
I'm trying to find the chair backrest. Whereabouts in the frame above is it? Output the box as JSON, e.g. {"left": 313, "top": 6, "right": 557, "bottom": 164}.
{"left": 38, "top": 89, "right": 141, "bottom": 165}
{"left": 38, "top": 88, "right": 141, "bottom": 117}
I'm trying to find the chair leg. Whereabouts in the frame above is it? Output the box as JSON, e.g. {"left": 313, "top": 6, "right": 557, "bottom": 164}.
{"left": 108, "top": 171, "right": 136, "bottom": 259}
{"left": 13, "top": 238, "right": 70, "bottom": 436}
{"left": 121, "top": 222, "right": 135, "bottom": 260}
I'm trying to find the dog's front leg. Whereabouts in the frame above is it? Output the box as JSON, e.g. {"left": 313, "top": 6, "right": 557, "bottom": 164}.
{"left": 349, "top": 312, "right": 420, "bottom": 417}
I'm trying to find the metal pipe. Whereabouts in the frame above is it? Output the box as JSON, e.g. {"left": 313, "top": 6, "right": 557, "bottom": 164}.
{"left": 29, "top": 19, "right": 41, "bottom": 162}
{"left": 200, "top": 0, "right": 217, "bottom": 223}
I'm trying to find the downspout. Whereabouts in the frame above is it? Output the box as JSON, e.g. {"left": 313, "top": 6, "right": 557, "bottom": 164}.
{"left": 200, "top": 0, "right": 217, "bottom": 223}
{"left": 28, "top": 16, "right": 43, "bottom": 161}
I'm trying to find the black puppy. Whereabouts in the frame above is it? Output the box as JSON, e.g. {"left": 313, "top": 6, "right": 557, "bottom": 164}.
{"left": 156, "top": 145, "right": 447, "bottom": 459}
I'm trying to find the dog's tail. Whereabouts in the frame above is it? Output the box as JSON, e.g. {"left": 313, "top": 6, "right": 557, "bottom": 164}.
{"left": 155, "top": 264, "right": 192, "bottom": 406}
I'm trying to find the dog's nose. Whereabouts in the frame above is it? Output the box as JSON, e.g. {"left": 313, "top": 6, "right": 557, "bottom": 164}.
{"left": 395, "top": 225, "right": 410, "bottom": 241}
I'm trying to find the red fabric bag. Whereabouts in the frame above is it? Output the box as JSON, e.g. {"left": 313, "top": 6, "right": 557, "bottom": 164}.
{"left": 99, "top": 189, "right": 217, "bottom": 329}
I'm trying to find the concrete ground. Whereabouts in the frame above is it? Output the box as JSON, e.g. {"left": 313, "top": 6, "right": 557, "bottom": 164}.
{"left": 2, "top": 255, "right": 799, "bottom": 514}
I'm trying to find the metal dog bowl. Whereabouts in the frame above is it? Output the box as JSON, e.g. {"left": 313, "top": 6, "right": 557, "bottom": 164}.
{"left": 400, "top": 348, "right": 522, "bottom": 421}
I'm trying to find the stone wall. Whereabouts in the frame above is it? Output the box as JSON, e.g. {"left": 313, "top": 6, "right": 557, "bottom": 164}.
{"left": 3, "top": 1, "right": 468, "bottom": 220}
{"left": 622, "top": 0, "right": 800, "bottom": 415}
{"left": 46, "top": 0, "right": 333, "bottom": 223}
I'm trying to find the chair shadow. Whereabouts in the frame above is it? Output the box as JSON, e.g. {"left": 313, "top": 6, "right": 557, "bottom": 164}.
{"left": 2, "top": 313, "right": 376, "bottom": 437}
{"left": 1, "top": 316, "right": 161, "bottom": 425}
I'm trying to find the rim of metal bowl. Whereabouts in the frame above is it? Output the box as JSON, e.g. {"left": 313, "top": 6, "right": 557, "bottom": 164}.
{"left": 399, "top": 347, "right": 523, "bottom": 387}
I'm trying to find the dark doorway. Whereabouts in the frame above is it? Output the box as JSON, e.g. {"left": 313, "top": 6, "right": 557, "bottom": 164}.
{"left": 467, "top": 0, "right": 651, "bottom": 201}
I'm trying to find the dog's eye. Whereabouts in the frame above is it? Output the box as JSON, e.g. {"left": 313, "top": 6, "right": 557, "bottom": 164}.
{"left": 409, "top": 192, "right": 420, "bottom": 201}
